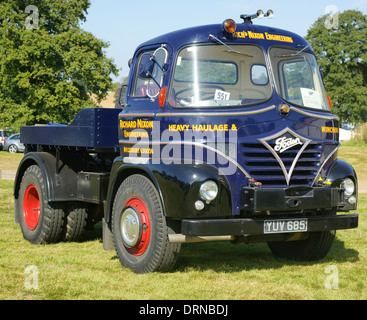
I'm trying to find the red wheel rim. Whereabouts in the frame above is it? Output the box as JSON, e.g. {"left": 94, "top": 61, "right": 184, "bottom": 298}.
{"left": 23, "top": 185, "right": 40, "bottom": 230}
{"left": 124, "top": 197, "right": 150, "bottom": 256}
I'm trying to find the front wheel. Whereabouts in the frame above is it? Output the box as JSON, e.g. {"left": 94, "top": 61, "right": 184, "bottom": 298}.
{"left": 267, "top": 230, "right": 336, "bottom": 261}
{"left": 112, "top": 174, "right": 181, "bottom": 273}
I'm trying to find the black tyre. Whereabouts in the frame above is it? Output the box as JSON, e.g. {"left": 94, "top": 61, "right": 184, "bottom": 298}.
{"left": 267, "top": 230, "right": 336, "bottom": 261}
{"left": 112, "top": 174, "right": 181, "bottom": 273}
{"left": 62, "top": 204, "right": 88, "bottom": 242}
{"left": 18, "top": 165, "right": 65, "bottom": 244}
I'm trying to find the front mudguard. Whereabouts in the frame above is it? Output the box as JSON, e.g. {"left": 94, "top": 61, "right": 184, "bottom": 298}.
{"left": 326, "top": 159, "right": 358, "bottom": 210}
{"left": 151, "top": 162, "right": 232, "bottom": 219}
{"left": 105, "top": 159, "right": 232, "bottom": 223}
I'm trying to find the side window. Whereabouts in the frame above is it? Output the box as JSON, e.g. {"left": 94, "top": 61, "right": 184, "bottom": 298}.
{"left": 132, "top": 47, "right": 169, "bottom": 98}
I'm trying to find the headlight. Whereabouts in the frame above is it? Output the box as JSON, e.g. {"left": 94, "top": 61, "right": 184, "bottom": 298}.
{"left": 342, "top": 178, "right": 355, "bottom": 196}
{"left": 199, "top": 181, "right": 218, "bottom": 203}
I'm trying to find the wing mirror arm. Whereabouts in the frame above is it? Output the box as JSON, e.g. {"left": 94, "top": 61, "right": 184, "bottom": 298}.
{"left": 146, "top": 71, "right": 162, "bottom": 90}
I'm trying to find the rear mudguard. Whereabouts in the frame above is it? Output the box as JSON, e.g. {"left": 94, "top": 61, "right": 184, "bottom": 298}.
{"left": 14, "top": 152, "right": 80, "bottom": 202}
{"left": 14, "top": 152, "right": 80, "bottom": 223}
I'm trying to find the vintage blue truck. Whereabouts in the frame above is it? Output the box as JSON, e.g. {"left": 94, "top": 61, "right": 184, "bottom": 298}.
{"left": 14, "top": 11, "right": 358, "bottom": 273}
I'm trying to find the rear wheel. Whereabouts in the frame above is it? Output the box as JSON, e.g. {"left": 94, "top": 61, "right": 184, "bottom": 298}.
{"left": 112, "top": 174, "right": 181, "bottom": 273}
{"left": 18, "top": 165, "right": 64, "bottom": 244}
{"left": 62, "top": 204, "right": 88, "bottom": 242}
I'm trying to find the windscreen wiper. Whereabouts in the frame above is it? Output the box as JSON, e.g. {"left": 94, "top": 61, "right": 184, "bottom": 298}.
{"left": 276, "top": 53, "right": 303, "bottom": 59}
{"left": 208, "top": 34, "right": 253, "bottom": 57}
{"left": 276, "top": 44, "right": 312, "bottom": 59}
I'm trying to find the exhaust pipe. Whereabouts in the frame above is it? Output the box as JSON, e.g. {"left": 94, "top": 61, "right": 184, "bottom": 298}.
{"left": 168, "top": 234, "right": 234, "bottom": 244}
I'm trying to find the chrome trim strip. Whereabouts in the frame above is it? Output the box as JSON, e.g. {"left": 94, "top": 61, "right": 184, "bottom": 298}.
{"left": 291, "top": 107, "right": 340, "bottom": 120}
{"left": 258, "top": 128, "right": 312, "bottom": 186}
{"left": 155, "top": 105, "right": 276, "bottom": 117}
{"left": 119, "top": 113, "right": 155, "bottom": 118}
{"left": 118, "top": 105, "right": 276, "bottom": 118}
{"left": 312, "top": 143, "right": 340, "bottom": 186}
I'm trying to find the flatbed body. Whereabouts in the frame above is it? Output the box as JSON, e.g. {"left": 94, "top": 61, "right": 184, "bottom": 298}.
{"left": 21, "top": 108, "right": 121, "bottom": 150}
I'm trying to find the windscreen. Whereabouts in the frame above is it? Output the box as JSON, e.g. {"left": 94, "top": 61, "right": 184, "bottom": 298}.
{"left": 169, "top": 45, "right": 272, "bottom": 108}
{"left": 269, "top": 47, "right": 329, "bottom": 111}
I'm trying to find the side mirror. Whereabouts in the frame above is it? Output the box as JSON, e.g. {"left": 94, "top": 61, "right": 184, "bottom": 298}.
{"left": 118, "top": 84, "right": 128, "bottom": 108}
{"left": 146, "top": 46, "right": 169, "bottom": 99}
{"left": 138, "top": 54, "right": 155, "bottom": 79}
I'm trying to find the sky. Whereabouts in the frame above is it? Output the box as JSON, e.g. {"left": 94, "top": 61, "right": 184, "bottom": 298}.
{"left": 81, "top": 0, "right": 367, "bottom": 82}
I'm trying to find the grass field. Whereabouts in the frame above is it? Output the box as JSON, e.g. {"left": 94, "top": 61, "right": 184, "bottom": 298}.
{"left": 338, "top": 144, "right": 367, "bottom": 187}
{"left": 0, "top": 146, "right": 366, "bottom": 300}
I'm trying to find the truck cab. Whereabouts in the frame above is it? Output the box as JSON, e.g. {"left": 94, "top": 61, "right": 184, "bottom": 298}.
{"left": 15, "top": 11, "right": 358, "bottom": 273}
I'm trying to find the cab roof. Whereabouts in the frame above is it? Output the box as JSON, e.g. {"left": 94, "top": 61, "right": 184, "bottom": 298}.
{"left": 138, "top": 22, "right": 311, "bottom": 53}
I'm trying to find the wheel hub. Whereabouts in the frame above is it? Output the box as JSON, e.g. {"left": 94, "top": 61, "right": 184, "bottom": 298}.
{"left": 23, "top": 184, "right": 40, "bottom": 230}
{"left": 121, "top": 197, "right": 151, "bottom": 256}
{"left": 120, "top": 207, "right": 142, "bottom": 248}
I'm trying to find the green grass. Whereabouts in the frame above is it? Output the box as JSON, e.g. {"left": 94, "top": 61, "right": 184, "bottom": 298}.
{"left": 0, "top": 178, "right": 366, "bottom": 300}
{"left": 0, "top": 151, "right": 23, "bottom": 171}
{"left": 1, "top": 146, "right": 366, "bottom": 300}
{"left": 338, "top": 143, "right": 367, "bottom": 184}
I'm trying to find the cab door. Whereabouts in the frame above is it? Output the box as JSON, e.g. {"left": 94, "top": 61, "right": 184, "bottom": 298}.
{"left": 120, "top": 46, "right": 169, "bottom": 159}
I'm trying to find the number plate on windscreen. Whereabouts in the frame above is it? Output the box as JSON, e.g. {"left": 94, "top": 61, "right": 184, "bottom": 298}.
{"left": 264, "top": 219, "right": 308, "bottom": 234}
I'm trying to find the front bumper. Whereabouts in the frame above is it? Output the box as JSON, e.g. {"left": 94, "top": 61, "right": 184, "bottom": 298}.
{"left": 181, "top": 185, "right": 358, "bottom": 236}
{"left": 181, "top": 214, "right": 359, "bottom": 236}
{"left": 240, "top": 186, "right": 347, "bottom": 212}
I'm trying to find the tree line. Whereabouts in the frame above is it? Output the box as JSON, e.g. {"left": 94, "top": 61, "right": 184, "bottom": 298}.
{"left": 0, "top": 0, "right": 118, "bottom": 131}
{"left": 0, "top": 3, "right": 366, "bottom": 131}
{"left": 306, "top": 9, "right": 367, "bottom": 124}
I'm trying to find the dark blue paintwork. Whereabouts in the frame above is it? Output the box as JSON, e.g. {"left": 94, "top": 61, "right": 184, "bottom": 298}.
{"left": 17, "top": 20, "right": 356, "bottom": 221}
{"left": 118, "top": 22, "right": 346, "bottom": 217}
{"left": 138, "top": 23, "right": 309, "bottom": 54}
{"left": 21, "top": 108, "right": 121, "bottom": 149}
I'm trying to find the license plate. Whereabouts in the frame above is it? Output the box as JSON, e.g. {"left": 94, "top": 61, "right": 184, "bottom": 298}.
{"left": 264, "top": 218, "right": 308, "bottom": 234}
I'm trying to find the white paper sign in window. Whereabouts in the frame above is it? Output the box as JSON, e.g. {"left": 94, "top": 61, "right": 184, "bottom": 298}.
{"left": 214, "top": 89, "right": 230, "bottom": 101}
{"left": 300, "top": 88, "right": 322, "bottom": 109}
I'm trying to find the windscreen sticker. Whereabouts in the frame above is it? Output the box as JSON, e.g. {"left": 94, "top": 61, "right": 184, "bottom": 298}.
{"left": 300, "top": 88, "right": 322, "bottom": 110}
{"left": 214, "top": 89, "right": 230, "bottom": 101}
